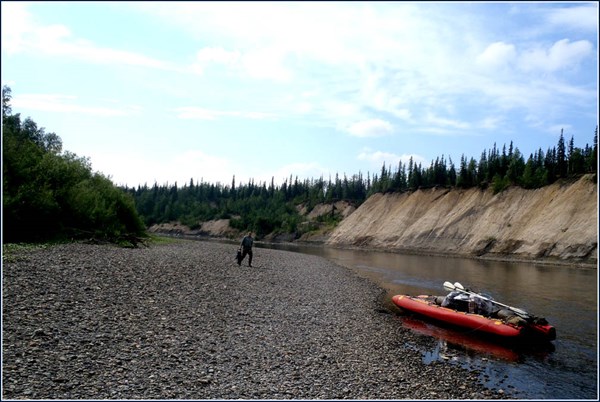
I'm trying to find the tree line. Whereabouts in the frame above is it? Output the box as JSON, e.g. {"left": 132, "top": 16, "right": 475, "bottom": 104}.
{"left": 125, "top": 128, "right": 597, "bottom": 238}
{"left": 370, "top": 130, "right": 597, "bottom": 194}
{"left": 125, "top": 173, "right": 369, "bottom": 237}
{"left": 2, "top": 86, "right": 146, "bottom": 244}
{"left": 3, "top": 85, "right": 597, "bottom": 242}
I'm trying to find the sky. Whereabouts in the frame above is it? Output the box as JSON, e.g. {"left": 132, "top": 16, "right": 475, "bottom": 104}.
{"left": 1, "top": 1, "right": 598, "bottom": 188}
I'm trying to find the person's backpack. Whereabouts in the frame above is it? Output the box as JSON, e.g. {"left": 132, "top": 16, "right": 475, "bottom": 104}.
{"left": 236, "top": 249, "right": 242, "bottom": 264}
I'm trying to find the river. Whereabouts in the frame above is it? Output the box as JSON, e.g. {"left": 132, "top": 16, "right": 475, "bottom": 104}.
{"left": 256, "top": 242, "right": 598, "bottom": 400}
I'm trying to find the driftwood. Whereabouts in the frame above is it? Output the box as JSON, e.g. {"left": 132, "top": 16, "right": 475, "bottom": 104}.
{"left": 79, "top": 231, "right": 148, "bottom": 248}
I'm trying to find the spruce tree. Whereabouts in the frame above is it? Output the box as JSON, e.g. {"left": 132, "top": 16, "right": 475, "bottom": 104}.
{"left": 557, "top": 129, "right": 567, "bottom": 178}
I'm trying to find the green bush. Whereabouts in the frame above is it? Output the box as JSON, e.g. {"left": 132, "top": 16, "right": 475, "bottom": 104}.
{"left": 2, "top": 86, "right": 146, "bottom": 244}
{"left": 491, "top": 174, "right": 511, "bottom": 194}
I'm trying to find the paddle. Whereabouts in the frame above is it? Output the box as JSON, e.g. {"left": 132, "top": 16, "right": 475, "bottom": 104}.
{"left": 443, "top": 281, "right": 531, "bottom": 319}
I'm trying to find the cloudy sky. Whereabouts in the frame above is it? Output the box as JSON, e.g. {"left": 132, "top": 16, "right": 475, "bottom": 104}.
{"left": 2, "top": 2, "right": 598, "bottom": 188}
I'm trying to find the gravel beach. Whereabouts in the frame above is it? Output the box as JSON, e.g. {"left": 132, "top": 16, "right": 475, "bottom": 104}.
{"left": 2, "top": 239, "right": 507, "bottom": 399}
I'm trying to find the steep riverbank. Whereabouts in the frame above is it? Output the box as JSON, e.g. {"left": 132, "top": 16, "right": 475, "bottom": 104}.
{"left": 327, "top": 175, "right": 597, "bottom": 265}
{"left": 2, "top": 241, "right": 509, "bottom": 399}
{"left": 149, "top": 175, "right": 597, "bottom": 266}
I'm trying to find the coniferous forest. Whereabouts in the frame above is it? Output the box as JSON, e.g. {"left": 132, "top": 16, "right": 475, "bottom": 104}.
{"left": 2, "top": 85, "right": 598, "bottom": 243}
{"left": 125, "top": 125, "right": 597, "bottom": 238}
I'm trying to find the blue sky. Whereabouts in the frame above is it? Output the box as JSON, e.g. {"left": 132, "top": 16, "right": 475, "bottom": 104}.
{"left": 2, "top": 2, "right": 598, "bottom": 188}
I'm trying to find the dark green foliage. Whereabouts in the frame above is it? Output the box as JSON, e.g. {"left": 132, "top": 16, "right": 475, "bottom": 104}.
{"left": 557, "top": 130, "right": 567, "bottom": 178}
{"left": 2, "top": 86, "right": 146, "bottom": 244}
{"left": 127, "top": 173, "right": 366, "bottom": 239}
{"left": 367, "top": 128, "right": 597, "bottom": 194}
{"left": 128, "top": 126, "right": 597, "bottom": 235}
{"left": 7, "top": 84, "right": 595, "bottom": 241}
{"left": 491, "top": 173, "right": 511, "bottom": 194}
{"left": 64, "top": 174, "right": 145, "bottom": 240}
{"left": 456, "top": 155, "right": 478, "bottom": 189}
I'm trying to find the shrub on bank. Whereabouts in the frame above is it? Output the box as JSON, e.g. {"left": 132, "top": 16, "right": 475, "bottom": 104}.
{"left": 2, "top": 86, "right": 146, "bottom": 245}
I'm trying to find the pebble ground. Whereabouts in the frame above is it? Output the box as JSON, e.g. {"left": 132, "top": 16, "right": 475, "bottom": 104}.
{"left": 2, "top": 240, "right": 509, "bottom": 399}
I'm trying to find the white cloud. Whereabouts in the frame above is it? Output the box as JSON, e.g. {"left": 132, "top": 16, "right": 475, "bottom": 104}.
{"left": 518, "top": 39, "right": 593, "bottom": 72}
{"left": 357, "top": 149, "right": 428, "bottom": 168}
{"left": 2, "top": 2, "right": 177, "bottom": 71}
{"left": 196, "top": 47, "right": 241, "bottom": 65}
{"left": 545, "top": 5, "right": 599, "bottom": 32}
{"left": 1, "top": 2, "right": 32, "bottom": 54}
{"left": 192, "top": 47, "right": 241, "bottom": 75}
{"left": 425, "top": 113, "right": 470, "bottom": 130}
{"left": 325, "top": 101, "right": 361, "bottom": 119}
{"left": 391, "top": 108, "right": 412, "bottom": 121}
{"left": 12, "top": 94, "right": 142, "bottom": 117}
{"left": 173, "top": 108, "right": 219, "bottom": 120}
{"left": 5, "top": 2, "right": 595, "bottom": 155}
{"left": 479, "top": 116, "right": 503, "bottom": 130}
{"left": 173, "top": 107, "right": 274, "bottom": 120}
{"left": 92, "top": 149, "right": 332, "bottom": 188}
{"left": 292, "top": 101, "right": 313, "bottom": 115}
{"left": 524, "top": 116, "right": 575, "bottom": 135}
{"left": 176, "top": 150, "right": 237, "bottom": 185}
{"left": 241, "top": 46, "right": 292, "bottom": 82}
{"left": 547, "top": 124, "right": 573, "bottom": 135}
{"left": 43, "top": 34, "right": 174, "bottom": 70}
{"left": 476, "top": 42, "right": 517, "bottom": 68}
{"left": 91, "top": 149, "right": 238, "bottom": 187}
{"left": 267, "top": 162, "right": 331, "bottom": 184}
{"left": 127, "top": 2, "right": 596, "bottom": 136}
{"left": 476, "top": 38, "right": 593, "bottom": 74}
{"left": 358, "top": 69, "right": 415, "bottom": 122}
{"left": 358, "top": 150, "right": 399, "bottom": 163}
{"left": 135, "top": 2, "right": 370, "bottom": 66}
{"left": 192, "top": 45, "right": 292, "bottom": 81}
{"left": 346, "top": 119, "right": 394, "bottom": 137}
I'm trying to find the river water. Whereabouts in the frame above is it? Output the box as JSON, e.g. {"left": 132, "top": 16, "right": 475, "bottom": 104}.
{"left": 256, "top": 242, "right": 598, "bottom": 400}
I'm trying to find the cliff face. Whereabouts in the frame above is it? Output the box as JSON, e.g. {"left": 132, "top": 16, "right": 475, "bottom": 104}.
{"left": 326, "top": 175, "right": 598, "bottom": 264}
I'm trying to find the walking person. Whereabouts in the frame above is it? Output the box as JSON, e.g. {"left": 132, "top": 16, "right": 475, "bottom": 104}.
{"left": 238, "top": 232, "right": 254, "bottom": 267}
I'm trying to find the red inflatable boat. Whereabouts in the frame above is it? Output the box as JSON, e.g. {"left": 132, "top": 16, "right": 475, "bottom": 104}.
{"left": 392, "top": 294, "right": 556, "bottom": 341}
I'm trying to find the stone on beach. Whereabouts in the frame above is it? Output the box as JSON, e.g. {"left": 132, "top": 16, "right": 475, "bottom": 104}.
{"left": 2, "top": 240, "right": 503, "bottom": 399}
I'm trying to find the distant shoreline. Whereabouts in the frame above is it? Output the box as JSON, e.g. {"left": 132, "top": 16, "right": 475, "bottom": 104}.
{"left": 153, "top": 232, "right": 598, "bottom": 269}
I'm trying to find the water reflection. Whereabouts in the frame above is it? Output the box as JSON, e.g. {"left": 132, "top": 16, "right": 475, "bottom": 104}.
{"left": 399, "top": 315, "right": 555, "bottom": 363}
{"left": 400, "top": 315, "right": 523, "bottom": 363}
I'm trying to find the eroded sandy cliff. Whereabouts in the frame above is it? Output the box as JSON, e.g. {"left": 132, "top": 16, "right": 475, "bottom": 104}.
{"left": 326, "top": 175, "right": 597, "bottom": 263}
